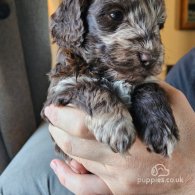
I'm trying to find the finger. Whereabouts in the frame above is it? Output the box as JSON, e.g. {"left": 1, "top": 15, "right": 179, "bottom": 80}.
{"left": 68, "top": 159, "right": 89, "bottom": 174}
{"left": 159, "top": 82, "right": 195, "bottom": 123}
{"left": 49, "top": 125, "right": 121, "bottom": 164}
{"left": 45, "top": 104, "right": 92, "bottom": 138}
{"left": 50, "top": 159, "right": 112, "bottom": 195}
{"left": 158, "top": 81, "right": 178, "bottom": 94}
{"left": 158, "top": 81, "right": 192, "bottom": 110}
{"left": 49, "top": 125, "right": 153, "bottom": 167}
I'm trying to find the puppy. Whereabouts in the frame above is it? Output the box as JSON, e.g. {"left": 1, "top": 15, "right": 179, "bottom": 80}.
{"left": 42, "top": 0, "right": 179, "bottom": 157}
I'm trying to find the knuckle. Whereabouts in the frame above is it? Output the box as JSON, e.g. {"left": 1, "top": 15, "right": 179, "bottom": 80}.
{"left": 50, "top": 110, "right": 59, "bottom": 125}
{"left": 46, "top": 105, "right": 61, "bottom": 125}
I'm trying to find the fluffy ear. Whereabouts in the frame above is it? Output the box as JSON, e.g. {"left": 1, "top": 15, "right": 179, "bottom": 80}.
{"left": 50, "top": 0, "right": 88, "bottom": 49}
{"left": 148, "top": 0, "right": 167, "bottom": 29}
{"left": 155, "top": 0, "right": 166, "bottom": 27}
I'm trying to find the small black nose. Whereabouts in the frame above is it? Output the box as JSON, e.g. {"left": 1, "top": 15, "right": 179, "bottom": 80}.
{"left": 139, "top": 52, "right": 152, "bottom": 66}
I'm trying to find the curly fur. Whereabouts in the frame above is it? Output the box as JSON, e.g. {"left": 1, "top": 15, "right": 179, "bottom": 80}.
{"left": 42, "top": 0, "right": 179, "bottom": 157}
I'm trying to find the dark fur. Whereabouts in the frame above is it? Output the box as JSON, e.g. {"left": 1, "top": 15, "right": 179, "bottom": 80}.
{"left": 42, "top": 0, "right": 179, "bottom": 157}
{"left": 131, "top": 83, "right": 179, "bottom": 155}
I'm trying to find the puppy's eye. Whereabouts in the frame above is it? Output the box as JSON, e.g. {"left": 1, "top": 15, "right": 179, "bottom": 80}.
{"left": 109, "top": 10, "right": 123, "bottom": 21}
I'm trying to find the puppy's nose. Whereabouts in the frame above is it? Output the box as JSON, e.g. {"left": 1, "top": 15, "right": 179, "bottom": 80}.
{"left": 139, "top": 52, "right": 152, "bottom": 66}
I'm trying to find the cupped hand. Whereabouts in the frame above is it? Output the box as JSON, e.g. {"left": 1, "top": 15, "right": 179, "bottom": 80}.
{"left": 45, "top": 82, "right": 195, "bottom": 195}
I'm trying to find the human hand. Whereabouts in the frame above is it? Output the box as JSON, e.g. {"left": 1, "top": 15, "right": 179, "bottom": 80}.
{"left": 45, "top": 82, "right": 195, "bottom": 195}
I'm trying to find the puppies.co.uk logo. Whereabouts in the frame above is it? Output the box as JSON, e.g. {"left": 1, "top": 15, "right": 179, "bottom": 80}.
{"left": 151, "top": 164, "right": 170, "bottom": 177}
{"left": 137, "top": 164, "right": 183, "bottom": 185}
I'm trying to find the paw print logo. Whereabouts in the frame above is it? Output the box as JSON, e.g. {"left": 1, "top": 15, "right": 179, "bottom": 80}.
{"left": 151, "top": 164, "right": 170, "bottom": 177}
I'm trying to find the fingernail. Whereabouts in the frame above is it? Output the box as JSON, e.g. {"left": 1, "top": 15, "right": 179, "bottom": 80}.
{"left": 50, "top": 161, "right": 57, "bottom": 174}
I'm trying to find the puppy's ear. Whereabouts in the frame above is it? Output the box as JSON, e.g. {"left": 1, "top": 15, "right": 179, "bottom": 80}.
{"left": 50, "top": 0, "right": 88, "bottom": 49}
{"left": 149, "top": 0, "right": 166, "bottom": 28}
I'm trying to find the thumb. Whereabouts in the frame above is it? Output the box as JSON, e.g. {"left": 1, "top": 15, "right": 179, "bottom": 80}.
{"left": 50, "top": 159, "right": 112, "bottom": 195}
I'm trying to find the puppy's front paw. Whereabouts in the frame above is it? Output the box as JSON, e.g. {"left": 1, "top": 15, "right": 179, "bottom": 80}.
{"left": 131, "top": 83, "right": 179, "bottom": 157}
{"left": 110, "top": 122, "right": 136, "bottom": 153}
{"left": 143, "top": 122, "right": 178, "bottom": 156}
{"left": 86, "top": 110, "right": 136, "bottom": 153}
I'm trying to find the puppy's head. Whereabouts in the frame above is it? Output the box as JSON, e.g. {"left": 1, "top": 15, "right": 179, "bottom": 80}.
{"left": 51, "top": 0, "right": 166, "bottom": 83}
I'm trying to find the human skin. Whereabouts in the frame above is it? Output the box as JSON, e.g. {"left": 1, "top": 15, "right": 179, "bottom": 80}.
{"left": 45, "top": 82, "right": 195, "bottom": 195}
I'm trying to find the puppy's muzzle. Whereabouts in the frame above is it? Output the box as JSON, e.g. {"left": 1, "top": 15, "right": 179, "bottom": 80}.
{"left": 138, "top": 52, "right": 156, "bottom": 67}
